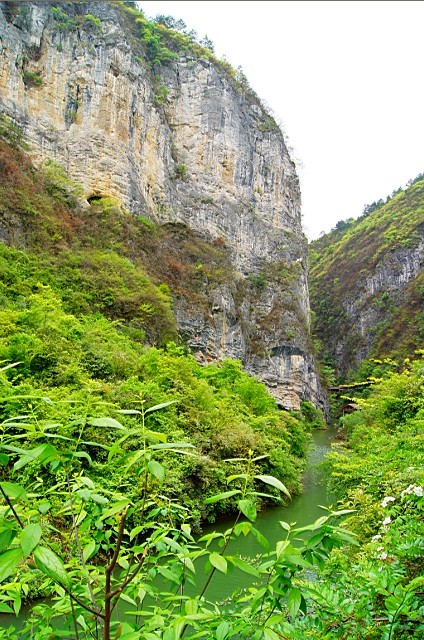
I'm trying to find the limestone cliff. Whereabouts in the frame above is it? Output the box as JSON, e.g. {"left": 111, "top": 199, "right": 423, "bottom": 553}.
{"left": 0, "top": 1, "right": 322, "bottom": 409}
{"left": 309, "top": 178, "right": 424, "bottom": 378}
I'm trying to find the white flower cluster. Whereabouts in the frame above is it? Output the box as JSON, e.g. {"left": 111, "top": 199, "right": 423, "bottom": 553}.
{"left": 401, "top": 484, "right": 423, "bottom": 497}
{"left": 376, "top": 546, "right": 388, "bottom": 561}
{"left": 381, "top": 496, "right": 395, "bottom": 508}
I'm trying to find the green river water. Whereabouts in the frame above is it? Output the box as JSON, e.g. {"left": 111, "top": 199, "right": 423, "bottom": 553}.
{"left": 1, "top": 426, "right": 337, "bottom": 633}
{"left": 193, "top": 425, "right": 337, "bottom": 602}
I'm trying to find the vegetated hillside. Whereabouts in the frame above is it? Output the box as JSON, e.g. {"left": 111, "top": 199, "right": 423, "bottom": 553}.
{"left": 309, "top": 176, "right": 424, "bottom": 379}
{"left": 0, "top": 0, "right": 324, "bottom": 410}
{"left": 0, "top": 127, "right": 325, "bottom": 531}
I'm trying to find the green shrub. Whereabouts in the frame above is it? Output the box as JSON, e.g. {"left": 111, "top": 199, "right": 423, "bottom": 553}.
{"left": 22, "top": 70, "right": 43, "bottom": 87}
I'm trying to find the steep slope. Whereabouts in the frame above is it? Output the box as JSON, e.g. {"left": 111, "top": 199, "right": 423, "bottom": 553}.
{"left": 0, "top": 0, "right": 322, "bottom": 409}
{"left": 0, "top": 132, "right": 318, "bottom": 527}
{"left": 309, "top": 176, "right": 424, "bottom": 378}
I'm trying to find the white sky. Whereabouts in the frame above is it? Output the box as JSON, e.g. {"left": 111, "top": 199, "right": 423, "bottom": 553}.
{"left": 139, "top": 1, "right": 424, "bottom": 240}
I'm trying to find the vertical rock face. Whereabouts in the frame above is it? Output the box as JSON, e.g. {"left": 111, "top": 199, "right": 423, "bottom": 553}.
{"left": 336, "top": 238, "right": 424, "bottom": 372}
{"left": 309, "top": 178, "right": 424, "bottom": 378}
{"left": 0, "top": 1, "right": 323, "bottom": 409}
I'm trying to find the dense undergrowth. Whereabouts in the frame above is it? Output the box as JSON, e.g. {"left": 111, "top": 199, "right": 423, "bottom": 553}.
{"left": 0, "top": 130, "right": 316, "bottom": 534}
{"left": 0, "top": 355, "right": 422, "bottom": 639}
{"left": 0, "top": 132, "right": 422, "bottom": 636}
{"left": 0, "top": 5, "right": 422, "bottom": 632}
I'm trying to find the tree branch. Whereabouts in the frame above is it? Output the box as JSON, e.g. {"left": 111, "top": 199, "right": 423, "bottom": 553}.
{"left": 0, "top": 484, "right": 24, "bottom": 528}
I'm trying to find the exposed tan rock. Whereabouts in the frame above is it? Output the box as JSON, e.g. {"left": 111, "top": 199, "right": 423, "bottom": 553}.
{"left": 0, "top": 1, "right": 324, "bottom": 410}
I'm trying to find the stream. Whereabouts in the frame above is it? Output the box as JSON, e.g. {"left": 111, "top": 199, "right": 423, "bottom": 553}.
{"left": 190, "top": 425, "right": 337, "bottom": 602}
{"left": 1, "top": 426, "right": 337, "bottom": 632}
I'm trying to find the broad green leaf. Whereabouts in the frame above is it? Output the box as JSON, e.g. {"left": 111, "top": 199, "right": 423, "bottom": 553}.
{"left": 406, "top": 576, "right": 424, "bottom": 592}
{"left": 14, "top": 593, "right": 22, "bottom": 615}
{"left": 34, "top": 546, "right": 70, "bottom": 587}
{"left": 83, "top": 540, "right": 96, "bottom": 562}
{"left": 0, "top": 528, "right": 16, "bottom": 553}
{"left": 116, "top": 409, "right": 141, "bottom": 415}
{"left": 73, "top": 451, "right": 92, "bottom": 463}
{"left": 185, "top": 599, "right": 198, "bottom": 616}
{"left": 79, "top": 477, "right": 94, "bottom": 489}
{"left": 291, "top": 523, "right": 315, "bottom": 534}
{"left": 0, "top": 604, "right": 13, "bottom": 613}
{"left": 39, "top": 500, "right": 51, "bottom": 514}
{"left": 1, "top": 445, "right": 31, "bottom": 455}
{"left": 255, "top": 475, "right": 290, "bottom": 498}
{"left": 0, "top": 394, "right": 41, "bottom": 402}
{"left": 0, "top": 482, "right": 27, "bottom": 502}
{"left": 107, "top": 431, "right": 136, "bottom": 462}
{"left": 43, "top": 433, "right": 72, "bottom": 442}
{"left": 149, "top": 442, "right": 195, "bottom": 449}
{"left": 145, "top": 401, "right": 176, "bottom": 415}
{"left": 144, "top": 429, "right": 167, "bottom": 443}
{"left": 285, "top": 554, "right": 312, "bottom": 568}
{"left": 276, "top": 540, "right": 290, "bottom": 559}
{"left": 0, "top": 547, "right": 23, "bottom": 582}
{"left": 76, "top": 488, "right": 91, "bottom": 501}
{"left": 266, "top": 615, "right": 286, "bottom": 625}
{"left": 328, "top": 508, "right": 355, "bottom": 517}
{"left": 198, "top": 531, "right": 224, "bottom": 547}
{"left": 252, "top": 491, "right": 282, "bottom": 501}
{"left": 312, "top": 515, "right": 329, "bottom": 529}
{"left": 228, "top": 555, "right": 260, "bottom": 577}
{"left": 14, "top": 444, "right": 58, "bottom": 471}
{"left": 13, "top": 592, "right": 21, "bottom": 615}
{"left": 75, "top": 509, "right": 88, "bottom": 525}
{"left": 158, "top": 566, "right": 180, "bottom": 584}
{"left": 331, "top": 530, "right": 359, "bottom": 545}
{"left": 279, "top": 521, "right": 291, "bottom": 532}
{"left": 0, "top": 454, "right": 9, "bottom": 467}
{"left": 80, "top": 440, "right": 110, "bottom": 451}
{"left": 251, "top": 527, "right": 270, "bottom": 552}
{"left": 3, "top": 413, "right": 29, "bottom": 420}
{"left": 90, "top": 417, "right": 125, "bottom": 430}
{"left": 91, "top": 493, "right": 108, "bottom": 505}
{"left": 209, "top": 552, "right": 227, "bottom": 574}
{"left": 181, "top": 555, "right": 195, "bottom": 573}
{"left": 100, "top": 499, "right": 131, "bottom": 521}
{"left": 147, "top": 460, "right": 165, "bottom": 483}
{"left": 216, "top": 621, "right": 229, "bottom": 640}
{"left": 287, "top": 588, "right": 302, "bottom": 619}
{"left": 204, "top": 490, "right": 240, "bottom": 504}
{"left": 238, "top": 499, "right": 257, "bottom": 522}
{"left": 149, "top": 443, "right": 196, "bottom": 455}
{"left": 124, "top": 450, "right": 145, "bottom": 473}
{"left": 233, "top": 521, "right": 252, "bottom": 537}
{"left": 305, "top": 532, "right": 324, "bottom": 548}
{"left": 264, "top": 629, "right": 280, "bottom": 640}
{"left": 20, "top": 523, "right": 42, "bottom": 557}
{"left": 119, "top": 592, "right": 137, "bottom": 607}
{"left": 0, "top": 362, "right": 22, "bottom": 373}
{"left": 1, "top": 422, "right": 32, "bottom": 428}
{"left": 129, "top": 525, "right": 144, "bottom": 541}
{"left": 162, "top": 536, "right": 183, "bottom": 553}
{"left": 226, "top": 474, "right": 248, "bottom": 483}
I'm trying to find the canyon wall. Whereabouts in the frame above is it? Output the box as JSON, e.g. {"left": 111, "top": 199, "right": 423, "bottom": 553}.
{"left": 0, "top": 1, "right": 323, "bottom": 409}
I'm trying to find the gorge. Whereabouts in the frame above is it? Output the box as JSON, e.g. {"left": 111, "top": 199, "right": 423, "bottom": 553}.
{"left": 0, "top": 0, "right": 323, "bottom": 411}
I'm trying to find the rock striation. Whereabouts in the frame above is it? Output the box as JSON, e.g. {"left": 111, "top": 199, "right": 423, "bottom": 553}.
{"left": 309, "top": 181, "right": 424, "bottom": 378}
{"left": 0, "top": 1, "right": 323, "bottom": 409}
